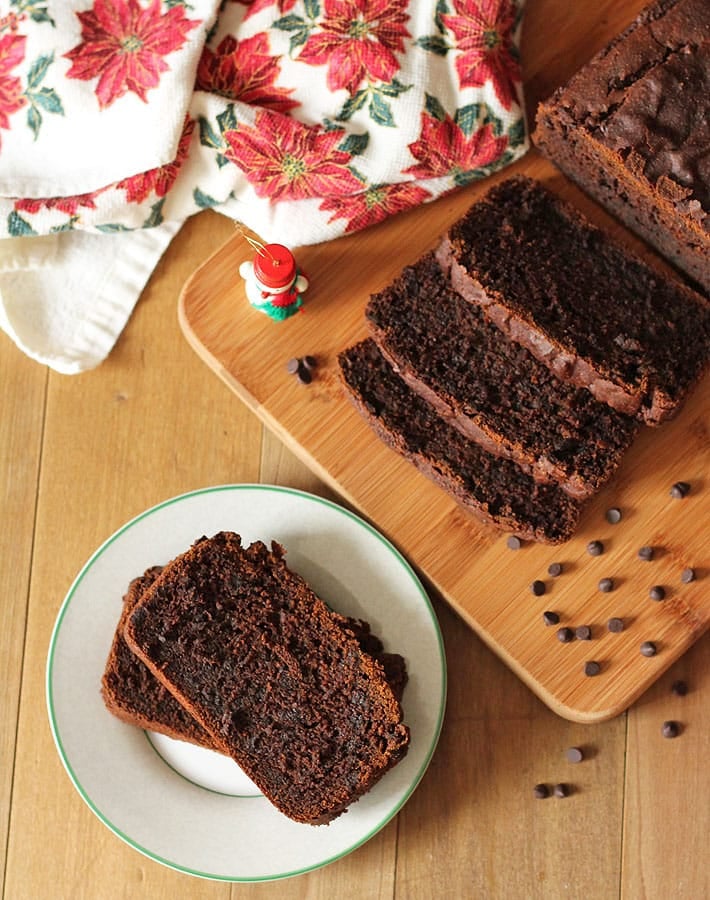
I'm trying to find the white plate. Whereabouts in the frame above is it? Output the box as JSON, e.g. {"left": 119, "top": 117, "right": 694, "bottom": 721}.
{"left": 46, "top": 485, "right": 446, "bottom": 882}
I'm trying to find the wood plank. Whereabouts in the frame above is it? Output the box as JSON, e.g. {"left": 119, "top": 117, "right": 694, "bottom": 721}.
{"left": 0, "top": 338, "right": 46, "bottom": 899}
{"left": 622, "top": 635, "right": 710, "bottom": 899}
{"left": 179, "top": 146, "right": 709, "bottom": 722}
{"left": 396, "top": 596, "right": 627, "bottom": 899}
{"left": 4, "top": 212, "right": 261, "bottom": 900}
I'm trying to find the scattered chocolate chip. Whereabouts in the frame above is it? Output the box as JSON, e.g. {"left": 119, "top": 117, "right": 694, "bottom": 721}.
{"left": 286, "top": 357, "right": 300, "bottom": 375}
{"left": 553, "top": 783, "right": 570, "bottom": 798}
{"left": 302, "top": 354, "right": 318, "bottom": 370}
{"left": 681, "top": 567, "right": 696, "bottom": 584}
{"left": 607, "top": 617, "right": 625, "bottom": 633}
{"left": 566, "top": 747, "right": 584, "bottom": 764}
{"left": 670, "top": 481, "right": 691, "bottom": 499}
{"left": 605, "top": 507, "right": 622, "bottom": 524}
{"left": 671, "top": 680, "right": 688, "bottom": 696}
{"left": 296, "top": 363, "right": 313, "bottom": 385}
{"left": 649, "top": 585, "right": 666, "bottom": 601}
{"left": 547, "top": 562, "right": 563, "bottom": 577}
{"left": 661, "top": 720, "right": 680, "bottom": 738}
{"left": 637, "top": 545, "right": 654, "bottom": 561}
{"left": 533, "top": 783, "right": 550, "bottom": 799}
{"left": 557, "top": 627, "right": 575, "bottom": 643}
{"left": 640, "top": 641, "right": 657, "bottom": 657}
{"left": 543, "top": 610, "right": 560, "bottom": 626}
{"left": 530, "top": 579, "right": 546, "bottom": 596}
{"left": 587, "top": 540, "right": 604, "bottom": 557}
{"left": 584, "top": 660, "right": 601, "bottom": 676}
{"left": 575, "top": 625, "right": 592, "bottom": 641}
{"left": 507, "top": 536, "right": 522, "bottom": 550}
{"left": 598, "top": 577, "right": 614, "bottom": 593}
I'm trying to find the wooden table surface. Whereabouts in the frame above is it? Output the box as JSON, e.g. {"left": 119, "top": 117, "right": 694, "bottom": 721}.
{"left": 2, "top": 1, "right": 708, "bottom": 897}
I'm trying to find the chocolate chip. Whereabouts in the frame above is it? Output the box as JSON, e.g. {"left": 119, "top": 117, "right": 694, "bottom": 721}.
{"left": 661, "top": 720, "right": 680, "bottom": 738}
{"left": 670, "top": 481, "right": 691, "bottom": 499}
{"left": 507, "top": 536, "right": 522, "bottom": 550}
{"left": 575, "top": 625, "right": 592, "bottom": 641}
{"left": 530, "top": 579, "right": 546, "bottom": 596}
{"left": 649, "top": 585, "right": 666, "bottom": 601}
{"left": 543, "top": 610, "right": 560, "bottom": 626}
{"left": 607, "top": 617, "right": 625, "bottom": 633}
{"left": 584, "top": 660, "right": 601, "bottom": 676}
{"left": 587, "top": 540, "right": 604, "bottom": 557}
{"left": 547, "top": 562, "right": 563, "bottom": 577}
{"left": 566, "top": 747, "right": 584, "bottom": 764}
{"left": 557, "top": 627, "right": 575, "bottom": 643}
{"left": 671, "top": 680, "right": 688, "bottom": 696}
{"left": 286, "top": 357, "right": 300, "bottom": 374}
{"left": 598, "top": 577, "right": 614, "bottom": 593}
{"left": 533, "top": 783, "right": 550, "bottom": 799}
{"left": 640, "top": 641, "right": 657, "bottom": 657}
{"left": 296, "top": 363, "right": 312, "bottom": 384}
{"left": 605, "top": 507, "right": 622, "bottom": 524}
{"left": 637, "top": 545, "right": 654, "bottom": 561}
{"left": 553, "top": 783, "right": 570, "bottom": 798}
{"left": 681, "top": 567, "right": 695, "bottom": 584}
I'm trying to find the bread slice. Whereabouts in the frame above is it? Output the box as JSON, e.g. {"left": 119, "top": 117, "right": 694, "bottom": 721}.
{"left": 366, "top": 251, "right": 639, "bottom": 499}
{"left": 339, "top": 338, "right": 582, "bottom": 544}
{"left": 437, "top": 176, "right": 710, "bottom": 424}
{"left": 103, "top": 569, "right": 408, "bottom": 750}
{"left": 123, "top": 532, "right": 409, "bottom": 825}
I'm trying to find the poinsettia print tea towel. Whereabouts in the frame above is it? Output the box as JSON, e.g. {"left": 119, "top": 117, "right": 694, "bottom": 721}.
{"left": 0, "top": 0, "right": 528, "bottom": 373}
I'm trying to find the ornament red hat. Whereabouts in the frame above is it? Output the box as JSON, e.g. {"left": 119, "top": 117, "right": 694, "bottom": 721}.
{"left": 253, "top": 244, "right": 297, "bottom": 289}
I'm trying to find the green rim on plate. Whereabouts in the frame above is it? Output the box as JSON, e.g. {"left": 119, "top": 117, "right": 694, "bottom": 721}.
{"left": 46, "top": 484, "right": 447, "bottom": 882}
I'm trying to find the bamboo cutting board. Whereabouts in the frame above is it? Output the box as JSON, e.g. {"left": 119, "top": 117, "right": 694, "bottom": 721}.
{"left": 178, "top": 1, "right": 709, "bottom": 722}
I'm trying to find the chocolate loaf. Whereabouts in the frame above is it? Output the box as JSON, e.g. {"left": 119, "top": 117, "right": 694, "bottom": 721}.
{"left": 366, "top": 252, "right": 639, "bottom": 499}
{"left": 437, "top": 176, "right": 710, "bottom": 424}
{"left": 534, "top": 0, "right": 709, "bottom": 292}
{"left": 339, "top": 339, "right": 582, "bottom": 544}
{"left": 124, "top": 532, "right": 409, "bottom": 825}
{"left": 103, "top": 568, "right": 408, "bottom": 751}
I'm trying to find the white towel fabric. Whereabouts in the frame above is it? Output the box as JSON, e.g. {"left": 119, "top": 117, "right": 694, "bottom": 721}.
{"left": 0, "top": 0, "right": 528, "bottom": 372}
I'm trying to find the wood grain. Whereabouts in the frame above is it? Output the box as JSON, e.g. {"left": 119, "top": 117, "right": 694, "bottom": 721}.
{"left": 179, "top": 154, "right": 709, "bottom": 722}
{"left": 1, "top": 0, "right": 708, "bottom": 896}
{"left": 0, "top": 340, "right": 46, "bottom": 899}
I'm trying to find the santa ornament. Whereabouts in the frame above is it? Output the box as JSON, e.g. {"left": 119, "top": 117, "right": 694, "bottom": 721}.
{"left": 238, "top": 241, "right": 308, "bottom": 321}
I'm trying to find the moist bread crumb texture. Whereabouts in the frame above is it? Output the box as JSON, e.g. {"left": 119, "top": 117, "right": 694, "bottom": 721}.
{"left": 121, "top": 532, "right": 410, "bottom": 826}
{"left": 339, "top": 176, "right": 709, "bottom": 544}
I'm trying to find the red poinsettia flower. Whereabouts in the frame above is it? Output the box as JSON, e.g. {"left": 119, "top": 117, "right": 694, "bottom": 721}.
{"left": 403, "top": 111, "right": 509, "bottom": 180}
{"left": 224, "top": 109, "right": 363, "bottom": 202}
{"left": 240, "top": 0, "right": 299, "bottom": 19}
{"left": 0, "top": 33, "right": 26, "bottom": 146}
{"left": 297, "top": 0, "right": 410, "bottom": 96}
{"left": 320, "top": 181, "right": 431, "bottom": 233}
{"left": 116, "top": 115, "right": 195, "bottom": 203}
{"left": 441, "top": 0, "right": 521, "bottom": 110}
{"left": 196, "top": 33, "right": 299, "bottom": 113}
{"left": 64, "top": 0, "right": 199, "bottom": 108}
{"left": 14, "top": 191, "right": 102, "bottom": 216}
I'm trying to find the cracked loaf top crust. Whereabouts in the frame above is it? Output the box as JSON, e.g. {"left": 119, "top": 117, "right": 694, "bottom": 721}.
{"left": 436, "top": 176, "right": 710, "bottom": 425}
{"left": 533, "top": 0, "right": 709, "bottom": 289}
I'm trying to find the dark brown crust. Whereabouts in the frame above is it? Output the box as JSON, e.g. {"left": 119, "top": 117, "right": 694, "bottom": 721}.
{"left": 123, "top": 533, "right": 410, "bottom": 826}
